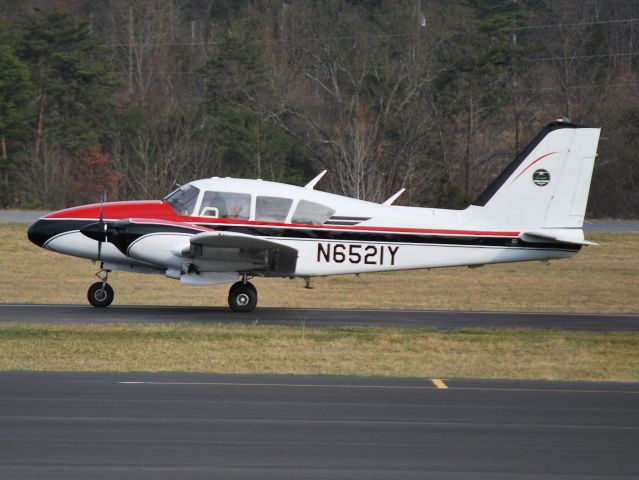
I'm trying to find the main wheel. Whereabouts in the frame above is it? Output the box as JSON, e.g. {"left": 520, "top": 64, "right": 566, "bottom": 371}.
{"left": 87, "top": 282, "right": 114, "bottom": 308}
{"left": 228, "top": 281, "right": 258, "bottom": 313}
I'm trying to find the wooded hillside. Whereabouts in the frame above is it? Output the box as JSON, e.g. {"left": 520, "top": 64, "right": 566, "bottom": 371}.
{"left": 1, "top": 0, "right": 637, "bottom": 218}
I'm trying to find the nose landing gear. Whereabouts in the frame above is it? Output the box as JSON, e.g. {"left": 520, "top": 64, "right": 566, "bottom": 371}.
{"left": 88, "top": 268, "right": 114, "bottom": 308}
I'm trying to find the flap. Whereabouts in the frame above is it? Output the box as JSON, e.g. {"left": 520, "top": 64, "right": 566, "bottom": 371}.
{"left": 187, "top": 230, "right": 299, "bottom": 274}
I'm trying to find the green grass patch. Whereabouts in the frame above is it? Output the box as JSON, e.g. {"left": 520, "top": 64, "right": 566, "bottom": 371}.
{"left": 1, "top": 322, "right": 638, "bottom": 382}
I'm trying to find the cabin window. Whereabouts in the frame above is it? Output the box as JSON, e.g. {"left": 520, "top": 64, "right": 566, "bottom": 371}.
{"left": 255, "top": 196, "right": 293, "bottom": 222}
{"left": 199, "top": 191, "right": 251, "bottom": 219}
{"left": 164, "top": 185, "right": 200, "bottom": 216}
{"left": 291, "top": 200, "right": 335, "bottom": 225}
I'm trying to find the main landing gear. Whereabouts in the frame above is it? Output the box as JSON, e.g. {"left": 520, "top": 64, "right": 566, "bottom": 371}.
{"left": 87, "top": 268, "right": 114, "bottom": 308}
{"left": 228, "top": 274, "right": 257, "bottom": 313}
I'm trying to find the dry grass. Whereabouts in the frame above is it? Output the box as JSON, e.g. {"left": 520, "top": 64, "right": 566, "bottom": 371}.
{"left": 2, "top": 223, "right": 638, "bottom": 382}
{"left": 0, "top": 323, "right": 637, "bottom": 381}
{"left": 1, "top": 223, "right": 637, "bottom": 312}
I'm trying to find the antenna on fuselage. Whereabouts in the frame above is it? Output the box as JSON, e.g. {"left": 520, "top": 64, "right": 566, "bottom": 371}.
{"left": 304, "top": 170, "right": 327, "bottom": 190}
{"left": 382, "top": 188, "right": 406, "bottom": 205}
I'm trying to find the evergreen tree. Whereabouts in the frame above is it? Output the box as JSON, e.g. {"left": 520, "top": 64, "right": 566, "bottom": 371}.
{"left": 16, "top": 8, "right": 118, "bottom": 205}
{"left": 432, "top": 0, "right": 527, "bottom": 195}
{"left": 0, "top": 25, "right": 33, "bottom": 205}
{"left": 203, "top": 27, "right": 305, "bottom": 183}
{"left": 18, "top": 8, "right": 117, "bottom": 153}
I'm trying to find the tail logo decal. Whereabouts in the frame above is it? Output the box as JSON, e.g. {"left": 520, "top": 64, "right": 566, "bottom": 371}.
{"left": 507, "top": 151, "right": 558, "bottom": 186}
{"left": 533, "top": 169, "right": 551, "bottom": 187}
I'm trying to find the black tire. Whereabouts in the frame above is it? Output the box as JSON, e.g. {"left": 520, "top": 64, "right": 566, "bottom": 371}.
{"left": 87, "top": 282, "right": 114, "bottom": 308}
{"left": 228, "top": 281, "right": 258, "bottom": 313}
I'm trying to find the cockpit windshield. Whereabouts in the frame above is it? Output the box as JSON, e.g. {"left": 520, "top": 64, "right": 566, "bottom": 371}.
{"left": 164, "top": 185, "right": 200, "bottom": 216}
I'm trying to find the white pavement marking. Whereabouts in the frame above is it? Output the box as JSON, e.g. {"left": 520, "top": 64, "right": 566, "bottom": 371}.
{"left": 117, "top": 381, "right": 436, "bottom": 390}
{"left": 117, "top": 380, "right": 639, "bottom": 395}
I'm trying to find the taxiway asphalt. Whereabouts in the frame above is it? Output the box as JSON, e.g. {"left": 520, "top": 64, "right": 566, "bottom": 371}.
{"left": 0, "top": 304, "right": 638, "bottom": 331}
{"left": 1, "top": 372, "right": 638, "bottom": 479}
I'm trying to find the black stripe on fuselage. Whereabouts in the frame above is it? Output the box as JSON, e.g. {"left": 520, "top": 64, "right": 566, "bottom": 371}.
{"left": 27, "top": 219, "right": 94, "bottom": 247}
{"left": 29, "top": 218, "right": 582, "bottom": 254}
{"left": 329, "top": 216, "right": 371, "bottom": 221}
{"left": 324, "top": 221, "right": 362, "bottom": 226}
{"left": 197, "top": 224, "right": 581, "bottom": 251}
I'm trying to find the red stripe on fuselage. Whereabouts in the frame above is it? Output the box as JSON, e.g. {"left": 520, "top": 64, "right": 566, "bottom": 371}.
{"left": 43, "top": 200, "right": 520, "bottom": 237}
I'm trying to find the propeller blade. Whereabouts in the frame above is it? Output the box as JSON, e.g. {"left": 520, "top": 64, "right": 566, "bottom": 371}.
{"left": 98, "top": 193, "right": 105, "bottom": 261}
{"left": 96, "top": 191, "right": 106, "bottom": 262}
{"left": 97, "top": 232, "right": 103, "bottom": 261}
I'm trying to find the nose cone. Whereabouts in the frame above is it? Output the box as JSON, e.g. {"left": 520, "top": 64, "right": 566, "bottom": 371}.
{"left": 28, "top": 216, "right": 95, "bottom": 248}
{"left": 27, "top": 219, "right": 54, "bottom": 247}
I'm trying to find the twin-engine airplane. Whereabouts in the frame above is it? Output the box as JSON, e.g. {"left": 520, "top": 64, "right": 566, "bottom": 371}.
{"left": 28, "top": 120, "right": 600, "bottom": 312}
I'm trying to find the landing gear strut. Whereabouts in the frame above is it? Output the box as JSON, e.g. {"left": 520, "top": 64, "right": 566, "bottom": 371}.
{"left": 88, "top": 268, "right": 114, "bottom": 308}
{"left": 228, "top": 274, "right": 257, "bottom": 312}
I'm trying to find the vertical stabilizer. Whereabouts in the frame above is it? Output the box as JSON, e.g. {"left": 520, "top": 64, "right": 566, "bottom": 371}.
{"left": 471, "top": 121, "right": 600, "bottom": 229}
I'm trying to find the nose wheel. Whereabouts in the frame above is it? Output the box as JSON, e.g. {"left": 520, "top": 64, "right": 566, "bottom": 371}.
{"left": 88, "top": 282, "right": 114, "bottom": 307}
{"left": 228, "top": 281, "right": 257, "bottom": 312}
{"left": 87, "top": 268, "right": 114, "bottom": 308}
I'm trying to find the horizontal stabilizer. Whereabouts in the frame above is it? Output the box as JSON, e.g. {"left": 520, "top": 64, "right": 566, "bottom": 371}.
{"left": 519, "top": 230, "right": 598, "bottom": 246}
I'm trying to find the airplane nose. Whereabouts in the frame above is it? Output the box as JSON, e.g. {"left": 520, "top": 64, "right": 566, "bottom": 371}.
{"left": 27, "top": 219, "right": 55, "bottom": 247}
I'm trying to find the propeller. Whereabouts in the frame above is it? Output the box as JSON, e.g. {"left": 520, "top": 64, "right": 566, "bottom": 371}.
{"left": 80, "top": 192, "right": 109, "bottom": 263}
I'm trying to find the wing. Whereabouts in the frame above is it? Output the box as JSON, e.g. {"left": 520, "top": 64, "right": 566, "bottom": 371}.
{"left": 180, "top": 230, "right": 299, "bottom": 275}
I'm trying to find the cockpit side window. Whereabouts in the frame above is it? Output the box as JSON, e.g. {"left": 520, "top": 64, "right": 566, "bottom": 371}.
{"left": 291, "top": 200, "right": 336, "bottom": 225}
{"left": 255, "top": 196, "right": 293, "bottom": 222}
{"left": 164, "top": 185, "right": 200, "bottom": 216}
{"left": 200, "top": 191, "right": 251, "bottom": 219}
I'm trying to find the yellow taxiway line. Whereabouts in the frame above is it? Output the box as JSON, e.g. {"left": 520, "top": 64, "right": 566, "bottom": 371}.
{"left": 431, "top": 379, "right": 448, "bottom": 389}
